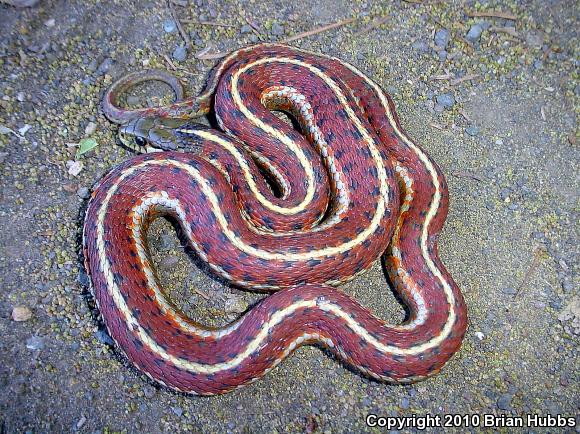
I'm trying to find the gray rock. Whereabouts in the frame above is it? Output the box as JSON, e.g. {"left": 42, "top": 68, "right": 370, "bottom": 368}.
{"left": 159, "top": 234, "right": 176, "bottom": 250}
{"left": 465, "top": 126, "right": 480, "bottom": 136}
{"left": 271, "top": 23, "right": 285, "bottom": 36}
{"left": 171, "top": 406, "right": 183, "bottom": 417}
{"left": 26, "top": 336, "right": 44, "bottom": 350}
{"left": 466, "top": 23, "right": 484, "bottom": 42}
{"left": 77, "top": 269, "right": 90, "bottom": 286}
{"left": 1, "top": 0, "right": 40, "bottom": 7}
{"left": 497, "top": 394, "right": 512, "bottom": 410}
{"left": 96, "top": 58, "right": 113, "bottom": 75}
{"left": 95, "top": 329, "right": 114, "bottom": 346}
{"left": 77, "top": 186, "right": 89, "bottom": 199}
{"left": 143, "top": 385, "right": 156, "bottom": 398}
{"left": 502, "top": 287, "right": 517, "bottom": 295}
{"left": 434, "top": 29, "right": 450, "bottom": 48}
{"left": 526, "top": 31, "right": 543, "bottom": 48}
{"left": 160, "top": 255, "right": 180, "bottom": 270}
{"left": 163, "top": 19, "right": 177, "bottom": 33}
{"left": 499, "top": 188, "right": 511, "bottom": 201}
{"left": 172, "top": 45, "right": 187, "bottom": 62}
{"left": 401, "top": 397, "right": 410, "bottom": 409}
{"left": 240, "top": 24, "right": 252, "bottom": 34}
{"left": 435, "top": 93, "right": 455, "bottom": 108}
{"left": 438, "top": 50, "right": 448, "bottom": 61}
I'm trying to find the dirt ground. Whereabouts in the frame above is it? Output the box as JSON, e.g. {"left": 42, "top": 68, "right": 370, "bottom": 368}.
{"left": 0, "top": 0, "right": 578, "bottom": 432}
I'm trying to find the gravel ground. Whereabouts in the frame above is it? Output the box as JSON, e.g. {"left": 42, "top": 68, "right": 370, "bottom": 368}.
{"left": 0, "top": 0, "right": 578, "bottom": 432}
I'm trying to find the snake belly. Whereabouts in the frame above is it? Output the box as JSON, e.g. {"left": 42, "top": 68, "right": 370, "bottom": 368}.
{"left": 83, "top": 44, "right": 468, "bottom": 395}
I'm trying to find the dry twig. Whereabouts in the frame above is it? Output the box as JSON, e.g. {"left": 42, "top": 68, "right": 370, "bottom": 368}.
{"left": 195, "top": 17, "right": 357, "bottom": 60}
{"left": 451, "top": 171, "right": 484, "bottom": 182}
{"left": 489, "top": 25, "right": 521, "bottom": 39}
{"left": 181, "top": 19, "right": 236, "bottom": 28}
{"left": 168, "top": 0, "right": 192, "bottom": 48}
{"left": 431, "top": 73, "right": 454, "bottom": 81}
{"left": 280, "top": 17, "right": 356, "bottom": 44}
{"left": 192, "top": 287, "right": 211, "bottom": 300}
{"left": 450, "top": 73, "right": 479, "bottom": 86}
{"left": 459, "top": 109, "right": 472, "bottom": 122}
{"left": 466, "top": 10, "right": 517, "bottom": 20}
{"left": 515, "top": 247, "right": 545, "bottom": 296}
{"left": 355, "top": 16, "right": 389, "bottom": 36}
{"left": 245, "top": 16, "right": 263, "bottom": 34}
{"left": 195, "top": 46, "right": 227, "bottom": 60}
{"left": 163, "top": 54, "right": 178, "bottom": 70}
{"left": 429, "top": 122, "right": 445, "bottom": 130}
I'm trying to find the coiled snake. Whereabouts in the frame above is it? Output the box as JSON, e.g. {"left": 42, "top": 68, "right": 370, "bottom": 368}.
{"left": 83, "top": 44, "right": 468, "bottom": 395}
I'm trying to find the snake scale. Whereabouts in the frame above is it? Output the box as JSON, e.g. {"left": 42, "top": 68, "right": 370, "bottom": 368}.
{"left": 83, "top": 43, "right": 468, "bottom": 395}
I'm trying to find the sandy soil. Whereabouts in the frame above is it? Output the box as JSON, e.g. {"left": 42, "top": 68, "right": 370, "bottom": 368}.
{"left": 0, "top": 0, "right": 578, "bottom": 432}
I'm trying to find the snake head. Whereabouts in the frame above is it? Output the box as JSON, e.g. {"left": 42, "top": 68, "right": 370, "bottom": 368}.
{"left": 119, "top": 116, "right": 193, "bottom": 153}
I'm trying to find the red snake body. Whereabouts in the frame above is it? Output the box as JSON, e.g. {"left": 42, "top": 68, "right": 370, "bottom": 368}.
{"left": 84, "top": 44, "right": 467, "bottom": 395}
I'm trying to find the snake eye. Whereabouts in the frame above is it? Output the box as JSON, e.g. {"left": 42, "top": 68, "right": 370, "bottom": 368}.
{"left": 134, "top": 136, "right": 147, "bottom": 147}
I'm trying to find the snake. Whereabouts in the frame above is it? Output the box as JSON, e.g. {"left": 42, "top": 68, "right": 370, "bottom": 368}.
{"left": 83, "top": 43, "right": 468, "bottom": 395}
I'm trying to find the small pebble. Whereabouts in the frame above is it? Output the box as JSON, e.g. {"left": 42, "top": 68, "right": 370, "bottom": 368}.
{"left": 163, "top": 19, "right": 177, "bottom": 33}
{"left": 96, "top": 58, "right": 113, "bottom": 75}
{"left": 95, "top": 329, "right": 114, "bottom": 346}
{"left": 497, "top": 394, "right": 512, "bottom": 411}
{"left": 401, "top": 397, "right": 410, "bottom": 409}
{"left": 438, "top": 50, "right": 447, "bottom": 61}
{"left": 143, "top": 385, "right": 156, "bottom": 399}
{"left": 84, "top": 121, "right": 97, "bottom": 136}
{"left": 26, "top": 336, "right": 44, "bottom": 350}
{"left": 160, "top": 255, "right": 180, "bottom": 270}
{"left": 465, "top": 126, "right": 480, "bottom": 136}
{"left": 526, "top": 31, "right": 543, "bottom": 48}
{"left": 475, "top": 331, "right": 485, "bottom": 340}
{"left": 435, "top": 93, "right": 455, "bottom": 109}
{"left": 434, "top": 29, "right": 450, "bottom": 48}
{"left": 77, "top": 187, "right": 90, "bottom": 199}
{"left": 76, "top": 416, "right": 87, "bottom": 429}
{"left": 12, "top": 306, "right": 32, "bottom": 322}
{"left": 466, "top": 23, "right": 484, "bottom": 42}
{"left": 159, "top": 234, "right": 176, "bottom": 250}
{"left": 171, "top": 406, "right": 183, "bottom": 417}
{"left": 434, "top": 104, "right": 445, "bottom": 113}
{"left": 224, "top": 296, "right": 249, "bottom": 315}
{"left": 172, "top": 45, "right": 187, "bottom": 62}
{"left": 240, "top": 24, "right": 252, "bottom": 34}
{"left": 499, "top": 188, "right": 511, "bottom": 201}
{"left": 78, "top": 270, "right": 89, "bottom": 286}
{"left": 271, "top": 23, "right": 285, "bottom": 36}
{"left": 502, "top": 287, "right": 517, "bottom": 296}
